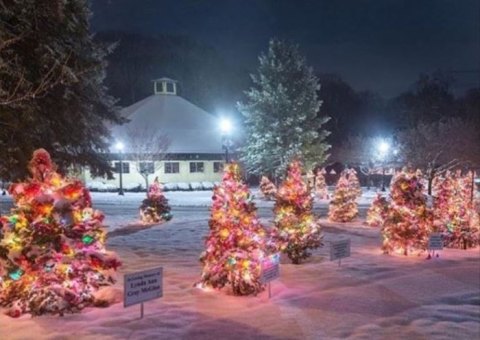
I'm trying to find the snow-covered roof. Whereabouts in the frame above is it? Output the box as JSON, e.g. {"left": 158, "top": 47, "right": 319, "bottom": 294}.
{"left": 111, "top": 93, "right": 224, "bottom": 154}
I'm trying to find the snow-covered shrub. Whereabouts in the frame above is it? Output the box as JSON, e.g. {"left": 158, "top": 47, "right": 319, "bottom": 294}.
{"left": 163, "top": 183, "right": 178, "bottom": 191}
{"left": 177, "top": 182, "right": 191, "bottom": 191}
{"left": 201, "top": 181, "right": 214, "bottom": 190}
{"left": 190, "top": 182, "right": 203, "bottom": 190}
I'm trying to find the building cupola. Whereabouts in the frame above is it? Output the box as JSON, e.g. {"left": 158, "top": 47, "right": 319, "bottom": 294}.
{"left": 153, "top": 77, "right": 178, "bottom": 95}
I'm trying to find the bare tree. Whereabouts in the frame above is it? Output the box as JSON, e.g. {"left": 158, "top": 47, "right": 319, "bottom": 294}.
{"left": 395, "top": 117, "right": 480, "bottom": 194}
{"left": 122, "top": 126, "right": 170, "bottom": 190}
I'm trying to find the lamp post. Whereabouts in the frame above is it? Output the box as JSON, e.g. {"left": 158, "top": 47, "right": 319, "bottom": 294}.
{"left": 115, "top": 141, "right": 125, "bottom": 196}
{"left": 378, "top": 140, "right": 390, "bottom": 192}
{"left": 220, "top": 118, "right": 233, "bottom": 163}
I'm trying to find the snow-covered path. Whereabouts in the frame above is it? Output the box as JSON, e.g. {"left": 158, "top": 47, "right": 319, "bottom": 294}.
{"left": 0, "top": 191, "right": 479, "bottom": 339}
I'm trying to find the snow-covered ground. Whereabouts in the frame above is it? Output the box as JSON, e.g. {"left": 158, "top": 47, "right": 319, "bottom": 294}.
{"left": 1, "top": 190, "right": 479, "bottom": 339}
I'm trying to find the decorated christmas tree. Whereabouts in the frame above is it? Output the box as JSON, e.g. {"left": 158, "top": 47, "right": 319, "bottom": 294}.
{"left": 259, "top": 175, "right": 277, "bottom": 200}
{"left": 139, "top": 177, "right": 172, "bottom": 224}
{"left": 314, "top": 168, "right": 329, "bottom": 199}
{"left": 347, "top": 168, "right": 362, "bottom": 198}
{"left": 434, "top": 172, "right": 479, "bottom": 249}
{"left": 381, "top": 170, "right": 432, "bottom": 255}
{"left": 197, "top": 163, "right": 269, "bottom": 295}
{"left": 328, "top": 172, "right": 358, "bottom": 222}
{"left": 273, "top": 160, "right": 323, "bottom": 264}
{"left": 366, "top": 194, "right": 389, "bottom": 227}
{"left": 0, "top": 149, "right": 120, "bottom": 317}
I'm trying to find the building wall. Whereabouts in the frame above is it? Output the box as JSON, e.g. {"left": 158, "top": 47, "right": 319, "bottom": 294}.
{"left": 84, "top": 159, "right": 223, "bottom": 189}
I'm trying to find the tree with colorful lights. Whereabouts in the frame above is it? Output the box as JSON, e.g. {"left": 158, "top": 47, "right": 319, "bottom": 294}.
{"left": 314, "top": 168, "right": 329, "bottom": 199}
{"left": 381, "top": 170, "right": 432, "bottom": 255}
{"left": 0, "top": 149, "right": 120, "bottom": 317}
{"left": 139, "top": 177, "right": 172, "bottom": 224}
{"left": 273, "top": 160, "right": 323, "bottom": 264}
{"left": 348, "top": 168, "right": 362, "bottom": 198}
{"left": 328, "top": 172, "right": 358, "bottom": 222}
{"left": 259, "top": 175, "right": 277, "bottom": 200}
{"left": 198, "top": 163, "right": 268, "bottom": 295}
{"left": 434, "top": 172, "right": 479, "bottom": 249}
{"left": 366, "top": 194, "right": 389, "bottom": 227}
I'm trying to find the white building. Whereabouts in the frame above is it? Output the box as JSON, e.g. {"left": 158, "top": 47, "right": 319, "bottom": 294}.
{"left": 85, "top": 78, "right": 227, "bottom": 191}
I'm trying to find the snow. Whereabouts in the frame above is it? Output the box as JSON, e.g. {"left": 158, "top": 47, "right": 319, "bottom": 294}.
{"left": 0, "top": 189, "right": 479, "bottom": 339}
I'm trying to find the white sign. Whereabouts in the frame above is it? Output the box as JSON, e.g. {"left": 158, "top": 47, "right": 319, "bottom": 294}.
{"left": 330, "top": 239, "right": 351, "bottom": 261}
{"left": 428, "top": 233, "right": 443, "bottom": 250}
{"left": 124, "top": 267, "right": 163, "bottom": 307}
{"left": 261, "top": 253, "right": 280, "bottom": 284}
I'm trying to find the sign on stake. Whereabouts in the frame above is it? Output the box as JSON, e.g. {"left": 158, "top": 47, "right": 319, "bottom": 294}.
{"left": 124, "top": 267, "right": 163, "bottom": 319}
{"left": 330, "top": 239, "right": 351, "bottom": 266}
{"left": 261, "top": 253, "right": 280, "bottom": 298}
{"left": 428, "top": 233, "right": 443, "bottom": 259}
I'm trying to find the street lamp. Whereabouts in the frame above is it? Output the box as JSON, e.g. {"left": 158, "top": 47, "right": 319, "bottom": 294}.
{"left": 378, "top": 140, "right": 390, "bottom": 192}
{"left": 220, "top": 118, "right": 233, "bottom": 163}
{"left": 115, "top": 141, "right": 125, "bottom": 196}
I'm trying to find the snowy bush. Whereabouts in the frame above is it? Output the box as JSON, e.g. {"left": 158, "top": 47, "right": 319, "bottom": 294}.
{"left": 124, "top": 182, "right": 142, "bottom": 192}
{"left": 190, "top": 182, "right": 203, "bottom": 190}
{"left": 163, "top": 183, "right": 178, "bottom": 191}
{"left": 177, "top": 182, "right": 191, "bottom": 191}
{"left": 201, "top": 181, "right": 214, "bottom": 190}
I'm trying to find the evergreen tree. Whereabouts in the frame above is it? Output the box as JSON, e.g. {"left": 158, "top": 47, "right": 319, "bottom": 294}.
{"left": 328, "top": 173, "right": 358, "bottom": 222}
{"left": 197, "top": 163, "right": 268, "bottom": 295}
{"left": 259, "top": 175, "right": 277, "bottom": 200}
{"left": 348, "top": 168, "right": 362, "bottom": 198}
{"left": 238, "top": 38, "right": 330, "bottom": 177}
{"left": 273, "top": 160, "right": 323, "bottom": 264}
{"left": 139, "top": 177, "right": 172, "bottom": 224}
{"left": 366, "top": 194, "right": 389, "bottom": 227}
{"left": 434, "top": 172, "right": 479, "bottom": 249}
{"left": 314, "top": 168, "right": 328, "bottom": 199}
{"left": 381, "top": 171, "right": 432, "bottom": 255}
{"left": 0, "top": 0, "right": 123, "bottom": 180}
{"left": 0, "top": 149, "right": 120, "bottom": 317}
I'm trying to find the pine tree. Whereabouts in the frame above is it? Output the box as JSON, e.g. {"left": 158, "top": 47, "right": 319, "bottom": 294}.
{"left": 434, "top": 172, "right": 479, "bottom": 249}
{"left": 198, "top": 163, "right": 268, "bottom": 295}
{"left": 238, "top": 38, "right": 330, "bottom": 177}
{"left": 0, "top": 0, "right": 122, "bottom": 180}
{"left": 140, "top": 177, "right": 172, "bottom": 224}
{"left": 273, "top": 160, "right": 323, "bottom": 264}
{"left": 314, "top": 168, "right": 328, "bottom": 199}
{"left": 0, "top": 149, "right": 120, "bottom": 317}
{"left": 366, "top": 194, "right": 389, "bottom": 227}
{"left": 381, "top": 171, "right": 432, "bottom": 255}
{"left": 259, "top": 175, "right": 277, "bottom": 200}
{"left": 328, "top": 172, "right": 358, "bottom": 222}
{"left": 348, "top": 168, "right": 362, "bottom": 198}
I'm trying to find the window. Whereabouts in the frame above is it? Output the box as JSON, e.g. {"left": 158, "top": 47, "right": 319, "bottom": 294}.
{"left": 165, "top": 162, "right": 180, "bottom": 174}
{"left": 113, "top": 162, "right": 130, "bottom": 174}
{"left": 155, "top": 81, "right": 163, "bottom": 93}
{"left": 213, "top": 162, "right": 223, "bottom": 173}
{"left": 166, "top": 82, "right": 175, "bottom": 93}
{"left": 190, "top": 162, "right": 204, "bottom": 173}
{"left": 139, "top": 161, "right": 155, "bottom": 174}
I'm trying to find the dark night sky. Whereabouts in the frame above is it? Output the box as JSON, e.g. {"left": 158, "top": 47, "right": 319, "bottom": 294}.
{"left": 91, "top": 0, "right": 480, "bottom": 97}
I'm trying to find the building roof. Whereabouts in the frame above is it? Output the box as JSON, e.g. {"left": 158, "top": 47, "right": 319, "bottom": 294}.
{"left": 111, "top": 93, "right": 224, "bottom": 154}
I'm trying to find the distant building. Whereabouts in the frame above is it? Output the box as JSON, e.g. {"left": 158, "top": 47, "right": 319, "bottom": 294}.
{"left": 85, "top": 78, "right": 225, "bottom": 190}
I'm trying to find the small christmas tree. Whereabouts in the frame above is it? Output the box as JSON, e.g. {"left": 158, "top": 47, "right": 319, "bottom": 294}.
{"left": 381, "top": 171, "right": 432, "bottom": 255}
{"left": 197, "top": 163, "right": 268, "bottom": 295}
{"left": 139, "top": 177, "right": 172, "bottom": 224}
{"left": 259, "top": 175, "right": 277, "bottom": 200}
{"left": 0, "top": 149, "right": 120, "bottom": 317}
{"left": 328, "top": 172, "right": 358, "bottom": 222}
{"left": 434, "top": 172, "right": 479, "bottom": 249}
{"left": 314, "top": 168, "right": 329, "bottom": 199}
{"left": 273, "top": 160, "right": 323, "bottom": 264}
{"left": 348, "top": 168, "right": 362, "bottom": 198}
{"left": 366, "top": 194, "right": 389, "bottom": 227}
